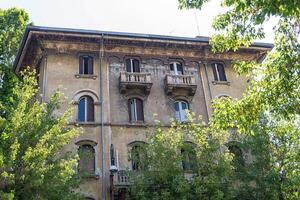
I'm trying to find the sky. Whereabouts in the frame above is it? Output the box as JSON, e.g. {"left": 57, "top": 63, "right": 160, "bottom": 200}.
{"left": 0, "top": 0, "right": 274, "bottom": 42}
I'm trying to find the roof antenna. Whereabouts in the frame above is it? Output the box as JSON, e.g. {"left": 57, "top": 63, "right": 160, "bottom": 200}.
{"left": 193, "top": 9, "right": 201, "bottom": 36}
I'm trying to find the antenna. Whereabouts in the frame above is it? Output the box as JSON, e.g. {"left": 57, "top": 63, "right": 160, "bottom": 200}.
{"left": 193, "top": 9, "right": 200, "bottom": 36}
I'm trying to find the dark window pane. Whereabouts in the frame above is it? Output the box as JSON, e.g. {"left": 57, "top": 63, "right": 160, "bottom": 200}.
{"left": 88, "top": 57, "right": 93, "bottom": 74}
{"left": 170, "top": 63, "right": 174, "bottom": 71}
{"left": 177, "top": 63, "right": 183, "bottom": 75}
{"left": 83, "top": 57, "right": 89, "bottom": 74}
{"left": 86, "top": 96, "right": 94, "bottom": 122}
{"left": 136, "top": 99, "right": 144, "bottom": 121}
{"left": 78, "top": 98, "right": 86, "bottom": 122}
{"left": 228, "top": 145, "right": 244, "bottom": 167}
{"left": 79, "top": 56, "right": 84, "bottom": 74}
{"left": 128, "top": 99, "right": 134, "bottom": 121}
{"left": 174, "top": 102, "right": 180, "bottom": 111}
{"left": 126, "top": 59, "right": 132, "bottom": 72}
{"left": 133, "top": 59, "right": 140, "bottom": 72}
{"left": 132, "top": 145, "right": 142, "bottom": 171}
{"left": 217, "top": 64, "right": 227, "bottom": 81}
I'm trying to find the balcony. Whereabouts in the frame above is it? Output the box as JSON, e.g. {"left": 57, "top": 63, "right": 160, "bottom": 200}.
{"left": 165, "top": 74, "right": 197, "bottom": 96}
{"left": 113, "top": 170, "right": 130, "bottom": 188}
{"left": 119, "top": 72, "right": 152, "bottom": 95}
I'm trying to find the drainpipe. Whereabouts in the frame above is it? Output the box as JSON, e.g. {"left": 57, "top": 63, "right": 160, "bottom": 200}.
{"left": 99, "top": 33, "right": 106, "bottom": 200}
{"left": 203, "top": 61, "right": 213, "bottom": 118}
{"left": 198, "top": 61, "right": 210, "bottom": 123}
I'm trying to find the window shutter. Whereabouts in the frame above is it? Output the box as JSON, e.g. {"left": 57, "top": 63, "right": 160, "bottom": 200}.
{"left": 88, "top": 57, "right": 93, "bottom": 74}
{"left": 86, "top": 97, "right": 94, "bottom": 122}
{"left": 126, "top": 59, "right": 132, "bottom": 72}
{"left": 133, "top": 59, "right": 140, "bottom": 72}
{"left": 212, "top": 64, "right": 218, "bottom": 80}
{"left": 218, "top": 64, "right": 227, "bottom": 81}
{"left": 136, "top": 99, "right": 144, "bottom": 121}
{"left": 79, "top": 56, "right": 84, "bottom": 74}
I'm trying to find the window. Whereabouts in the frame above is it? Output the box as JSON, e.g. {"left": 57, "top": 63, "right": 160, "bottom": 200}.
{"left": 131, "top": 144, "right": 146, "bottom": 171}
{"left": 128, "top": 98, "right": 144, "bottom": 122}
{"left": 212, "top": 63, "right": 227, "bottom": 81}
{"left": 170, "top": 62, "right": 183, "bottom": 75}
{"left": 78, "top": 96, "right": 94, "bottom": 122}
{"left": 79, "top": 56, "right": 93, "bottom": 75}
{"left": 228, "top": 145, "right": 245, "bottom": 168}
{"left": 126, "top": 58, "right": 140, "bottom": 73}
{"left": 174, "top": 101, "right": 189, "bottom": 122}
{"left": 181, "top": 144, "right": 197, "bottom": 171}
{"left": 78, "top": 144, "right": 95, "bottom": 174}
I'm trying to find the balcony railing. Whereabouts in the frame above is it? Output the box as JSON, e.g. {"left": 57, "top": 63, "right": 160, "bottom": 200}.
{"left": 113, "top": 170, "right": 130, "bottom": 187}
{"left": 119, "top": 72, "right": 152, "bottom": 95}
{"left": 165, "top": 74, "right": 197, "bottom": 96}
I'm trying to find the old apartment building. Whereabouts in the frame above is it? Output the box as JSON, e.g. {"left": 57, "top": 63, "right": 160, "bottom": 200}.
{"left": 13, "top": 26, "right": 272, "bottom": 200}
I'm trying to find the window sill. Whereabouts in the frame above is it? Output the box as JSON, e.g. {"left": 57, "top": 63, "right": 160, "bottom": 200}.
{"left": 75, "top": 74, "right": 97, "bottom": 80}
{"left": 212, "top": 80, "right": 230, "bottom": 86}
{"left": 70, "top": 122, "right": 100, "bottom": 126}
{"left": 127, "top": 121, "right": 147, "bottom": 127}
{"left": 80, "top": 173, "right": 100, "bottom": 179}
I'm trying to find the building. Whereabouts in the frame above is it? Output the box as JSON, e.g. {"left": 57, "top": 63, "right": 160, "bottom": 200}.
{"left": 13, "top": 25, "right": 272, "bottom": 200}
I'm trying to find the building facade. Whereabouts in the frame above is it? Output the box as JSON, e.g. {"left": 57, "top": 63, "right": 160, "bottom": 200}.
{"left": 14, "top": 26, "right": 272, "bottom": 200}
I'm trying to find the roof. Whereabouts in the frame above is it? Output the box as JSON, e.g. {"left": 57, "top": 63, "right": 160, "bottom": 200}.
{"left": 13, "top": 25, "right": 274, "bottom": 72}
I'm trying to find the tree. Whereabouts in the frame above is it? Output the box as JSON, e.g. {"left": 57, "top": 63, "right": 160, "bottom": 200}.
{"left": 129, "top": 114, "right": 235, "bottom": 200}
{"left": 179, "top": 0, "right": 300, "bottom": 199}
{"left": 0, "top": 69, "right": 83, "bottom": 200}
{"left": 0, "top": 8, "right": 30, "bottom": 118}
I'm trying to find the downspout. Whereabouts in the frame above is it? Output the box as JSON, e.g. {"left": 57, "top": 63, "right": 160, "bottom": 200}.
{"left": 198, "top": 61, "right": 210, "bottom": 123}
{"left": 99, "top": 33, "right": 106, "bottom": 200}
{"left": 203, "top": 61, "right": 213, "bottom": 118}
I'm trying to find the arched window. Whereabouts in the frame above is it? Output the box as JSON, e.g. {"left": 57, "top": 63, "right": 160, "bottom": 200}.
{"left": 131, "top": 143, "right": 146, "bottom": 171}
{"left": 170, "top": 61, "right": 183, "bottom": 75}
{"left": 78, "top": 96, "right": 94, "bottom": 122}
{"left": 181, "top": 143, "right": 197, "bottom": 171}
{"left": 79, "top": 55, "right": 93, "bottom": 75}
{"left": 126, "top": 58, "right": 140, "bottom": 73}
{"left": 128, "top": 98, "right": 144, "bottom": 122}
{"left": 228, "top": 145, "right": 245, "bottom": 168}
{"left": 174, "top": 101, "right": 189, "bottom": 122}
{"left": 212, "top": 63, "right": 227, "bottom": 81}
{"left": 78, "top": 144, "right": 95, "bottom": 174}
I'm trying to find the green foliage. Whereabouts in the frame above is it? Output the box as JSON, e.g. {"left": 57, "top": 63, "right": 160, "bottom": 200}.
{"left": 129, "top": 114, "right": 235, "bottom": 200}
{"left": 178, "top": 0, "right": 300, "bottom": 199}
{"left": 0, "top": 8, "right": 30, "bottom": 118}
{"left": 0, "top": 69, "right": 83, "bottom": 200}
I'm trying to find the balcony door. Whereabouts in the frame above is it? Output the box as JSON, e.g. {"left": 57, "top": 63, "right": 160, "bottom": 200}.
{"left": 170, "top": 62, "right": 183, "bottom": 75}
{"left": 126, "top": 58, "right": 140, "bottom": 73}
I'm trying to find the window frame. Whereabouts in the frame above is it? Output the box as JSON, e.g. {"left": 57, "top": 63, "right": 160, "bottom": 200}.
{"left": 128, "top": 98, "right": 144, "bottom": 122}
{"left": 174, "top": 100, "right": 189, "bottom": 122}
{"left": 78, "top": 144, "right": 96, "bottom": 175}
{"left": 212, "top": 63, "right": 227, "bottom": 81}
{"left": 170, "top": 61, "right": 184, "bottom": 75}
{"left": 78, "top": 96, "right": 95, "bottom": 122}
{"left": 126, "top": 58, "right": 140, "bottom": 73}
{"left": 79, "top": 55, "right": 94, "bottom": 75}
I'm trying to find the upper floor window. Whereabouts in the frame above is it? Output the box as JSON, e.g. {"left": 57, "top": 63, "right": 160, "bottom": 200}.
{"left": 126, "top": 58, "right": 140, "bottom": 73}
{"left": 170, "top": 62, "right": 183, "bottom": 75}
{"left": 131, "top": 143, "right": 146, "bottom": 171}
{"left": 78, "top": 96, "right": 94, "bottom": 122}
{"left": 79, "top": 55, "right": 93, "bottom": 75}
{"left": 212, "top": 63, "right": 227, "bottom": 81}
{"left": 128, "top": 98, "right": 144, "bottom": 122}
{"left": 78, "top": 144, "right": 95, "bottom": 175}
{"left": 174, "top": 101, "right": 189, "bottom": 122}
{"left": 181, "top": 143, "right": 197, "bottom": 171}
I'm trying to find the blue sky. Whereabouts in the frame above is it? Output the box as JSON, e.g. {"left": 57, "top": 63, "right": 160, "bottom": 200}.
{"left": 0, "top": 0, "right": 274, "bottom": 42}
